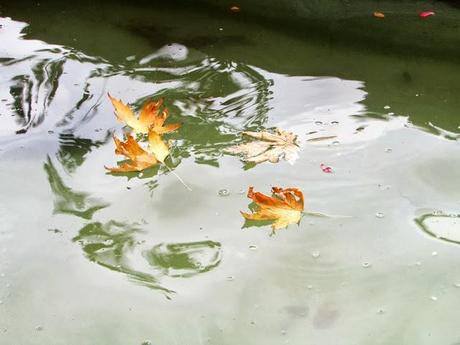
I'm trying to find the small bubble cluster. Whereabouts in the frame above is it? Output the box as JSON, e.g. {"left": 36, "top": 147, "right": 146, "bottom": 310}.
{"left": 218, "top": 189, "right": 230, "bottom": 197}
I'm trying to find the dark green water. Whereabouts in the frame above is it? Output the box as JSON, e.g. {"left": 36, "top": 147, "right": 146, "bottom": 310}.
{"left": 1, "top": 1, "right": 460, "bottom": 344}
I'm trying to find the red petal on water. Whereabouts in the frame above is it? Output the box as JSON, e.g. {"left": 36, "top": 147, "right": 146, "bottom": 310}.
{"left": 320, "top": 163, "right": 333, "bottom": 173}
{"left": 230, "top": 5, "right": 241, "bottom": 12}
{"left": 419, "top": 11, "right": 435, "bottom": 18}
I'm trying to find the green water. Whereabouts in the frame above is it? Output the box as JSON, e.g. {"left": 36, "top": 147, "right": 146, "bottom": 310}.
{"left": 1, "top": 1, "right": 460, "bottom": 344}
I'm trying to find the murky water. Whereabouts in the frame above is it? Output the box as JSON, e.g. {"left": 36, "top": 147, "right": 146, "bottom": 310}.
{"left": 1, "top": 1, "right": 460, "bottom": 344}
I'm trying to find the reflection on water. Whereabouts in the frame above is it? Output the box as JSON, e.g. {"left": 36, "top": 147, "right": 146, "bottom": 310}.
{"left": 44, "top": 156, "right": 109, "bottom": 219}
{"left": 415, "top": 212, "right": 460, "bottom": 244}
{"left": 57, "top": 132, "right": 111, "bottom": 173}
{"left": 73, "top": 222, "right": 222, "bottom": 296}
{"left": 143, "top": 241, "right": 222, "bottom": 278}
{"left": 10, "top": 56, "right": 65, "bottom": 134}
{"left": 1, "top": 2, "right": 460, "bottom": 344}
{"left": 0, "top": 16, "right": 273, "bottom": 167}
{"left": 72, "top": 221, "right": 174, "bottom": 295}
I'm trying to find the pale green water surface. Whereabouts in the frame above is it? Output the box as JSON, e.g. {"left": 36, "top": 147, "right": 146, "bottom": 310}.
{"left": 1, "top": 1, "right": 460, "bottom": 344}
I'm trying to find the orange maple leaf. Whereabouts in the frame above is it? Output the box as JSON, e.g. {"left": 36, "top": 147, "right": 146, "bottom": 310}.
{"left": 241, "top": 186, "right": 304, "bottom": 230}
{"left": 105, "top": 130, "right": 170, "bottom": 173}
{"left": 108, "top": 94, "right": 182, "bottom": 135}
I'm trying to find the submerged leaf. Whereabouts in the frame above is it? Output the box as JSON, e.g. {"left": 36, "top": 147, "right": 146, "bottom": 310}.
{"left": 226, "top": 128, "right": 300, "bottom": 165}
{"left": 419, "top": 11, "right": 435, "bottom": 18}
{"left": 320, "top": 163, "right": 333, "bottom": 173}
{"left": 108, "top": 94, "right": 181, "bottom": 134}
{"left": 241, "top": 186, "right": 304, "bottom": 230}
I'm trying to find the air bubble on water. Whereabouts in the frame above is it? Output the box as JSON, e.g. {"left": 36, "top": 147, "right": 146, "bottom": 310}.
{"left": 431, "top": 296, "right": 438, "bottom": 301}
{"left": 388, "top": 112, "right": 395, "bottom": 116}
{"left": 219, "top": 27, "right": 224, "bottom": 31}
{"left": 384, "top": 148, "right": 392, "bottom": 153}
{"left": 47, "top": 130, "right": 54, "bottom": 134}
{"left": 453, "top": 282, "right": 460, "bottom": 288}
{"left": 35, "top": 325, "right": 43, "bottom": 331}
{"left": 362, "top": 262, "right": 372, "bottom": 268}
{"left": 314, "top": 121, "right": 323, "bottom": 125}
{"left": 307, "top": 285, "right": 313, "bottom": 289}
{"left": 249, "top": 245, "right": 258, "bottom": 250}
{"left": 311, "top": 251, "right": 320, "bottom": 259}
{"left": 126, "top": 55, "right": 136, "bottom": 61}
{"left": 226, "top": 276, "right": 234, "bottom": 281}
{"left": 281, "top": 330, "right": 287, "bottom": 335}
{"left": 384, "top": 105, "right": 391, "bottom": 109}
{"left": 431, "top": 251, "right": 438, "bottom": 256}
{"left": 218, "top": 189, "right": 230, "bottom": 197}
{"left": 377, "top": 308, "right": 385, "bottom": 314}
{"left": 375, "top": 212, "right": 384, "bottom": 218}
{"left": 332, "top": 141, "right": 340, "bottom": 146}
{"left": 138, "top": 172, "right": 144, "bottom": 177}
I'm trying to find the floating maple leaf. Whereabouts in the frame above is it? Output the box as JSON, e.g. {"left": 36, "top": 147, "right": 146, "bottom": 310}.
{"left": 108, "top": 94, "right": 181, "bottom": 134}
{"left": 241, "top": 186, "right": 304, "bottom": 230}
{"left": 226, "top": 128, "right": 299, "bottom": 164}
{"left": 105, "top": 130, "right": 170, "bottom": 173}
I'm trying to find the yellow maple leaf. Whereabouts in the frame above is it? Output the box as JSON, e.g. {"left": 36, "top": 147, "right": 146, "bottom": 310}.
{"left": 241, "top": 186, "right": 304, "bottom": 230}
{"left": 105, "top": 130, "right": 170, "bottom": 173}
{"left": 108, "top": 94, "right": 181, "bottom": 134}
{"left": 147, "top": 130, "right": 170, "bottom": 163}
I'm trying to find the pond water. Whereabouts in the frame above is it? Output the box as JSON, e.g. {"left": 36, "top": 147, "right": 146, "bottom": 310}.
{"left": 1, "top": 1, "right": 460, "bottom": 344}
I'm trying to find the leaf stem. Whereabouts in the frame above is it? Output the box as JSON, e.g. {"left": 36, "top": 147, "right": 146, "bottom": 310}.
{"left": 303, "top": 211, "right": 352, "bottom": 218}
{"left": 163, "top": 163, "right": 192, "bottom": 191}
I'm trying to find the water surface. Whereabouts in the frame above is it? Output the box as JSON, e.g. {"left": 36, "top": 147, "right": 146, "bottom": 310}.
{"left": 1, "top": 1, "right": 460, "bottom": 344}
